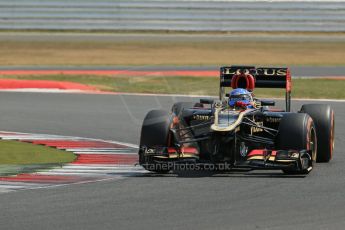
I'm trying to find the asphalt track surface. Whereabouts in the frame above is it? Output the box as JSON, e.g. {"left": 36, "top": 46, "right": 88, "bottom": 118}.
{"left": 0, "top": 92, "right": 344, "bottom": 230}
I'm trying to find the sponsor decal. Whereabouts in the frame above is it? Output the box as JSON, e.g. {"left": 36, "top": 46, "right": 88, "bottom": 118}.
{"left": 257, "top": 68, "right": 287, "bottom": 76}
{"left": 251, "top": 121, "right": 264, "bottom": 135}
{"left": 240, "top": 142, "right": 248, "bottom": 157}
{"left": 265, "top": 117, "right": 281, "bottom": 123}
{"left": 222, "top": 67, "right": 287, "bottom": 76}
{"left": 193, "top": 115, "right": 210, "bottom": 121}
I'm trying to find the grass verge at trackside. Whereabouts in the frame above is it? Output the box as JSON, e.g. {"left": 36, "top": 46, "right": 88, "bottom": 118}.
{"left": 1, "top": 37, "right": 345, "bottom": 66}
{"left": 0, "top": 140, "right": 76, "bottom": 164}
{"left": 1, "top": 75, "right": 345, "bottom": 99}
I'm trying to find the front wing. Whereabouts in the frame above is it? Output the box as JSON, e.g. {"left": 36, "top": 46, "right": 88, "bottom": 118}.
{"left": 139, "top": 146, "right": 313, "bottom": 173}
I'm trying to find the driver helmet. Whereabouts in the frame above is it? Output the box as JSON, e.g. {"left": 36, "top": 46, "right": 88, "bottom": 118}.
{"left": 228, "top": 88, "right": 253, "bottom": 107}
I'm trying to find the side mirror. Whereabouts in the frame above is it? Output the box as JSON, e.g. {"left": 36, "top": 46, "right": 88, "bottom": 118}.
{"left": 260, "top": 100, "right": 275, "bottom": 106}
{"left": 200, "top": 98, "right": 214, "bottom": 104}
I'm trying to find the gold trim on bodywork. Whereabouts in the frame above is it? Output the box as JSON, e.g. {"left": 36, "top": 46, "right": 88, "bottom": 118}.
{"left": 247, "top": 155, "right": 276, "bottom": 161}
{"left": 247, "top": 155, "right": 295, "bottom": 163}
{"left": 211, "top": 108, "right": 254, "bottom": 132}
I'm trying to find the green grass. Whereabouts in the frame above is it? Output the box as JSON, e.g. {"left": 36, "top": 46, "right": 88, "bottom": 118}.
{"left": 1, "top": 75, "right": 344, "bottom": 99}
{"left": 0, "top": 140, "right": 76, "bottom": 164}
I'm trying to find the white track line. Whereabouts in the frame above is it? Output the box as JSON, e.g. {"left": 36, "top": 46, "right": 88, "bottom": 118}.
{"left": 0, "top": 182, "right": 55, "bottom": 193}
{"left": 0, "top": 130, "right": 139, "bottom": 148}
{"left": 64, "top": 163, "right": 140, "bottom": 167}
{"left": 56, "top": 165, "right": 142, "bottom": 170}
{"left": 64, "top": 148, "right": 136, "bottom": 151}
{"left": 38, "top": 168, "right": 145, "bottom": 175}
{"left": 72, "top": 152, "right": 137, "bottom": 155}
{"left": 64, "top": 148, "right": 137, "bottom": 152}
{"left": 0, "top": 89, "right": 91, "bottom": 93}
{"left": 2, "top": 88, "right": 343, "bottom": 102}
{"left": 98, "top": 92, "right": 345, "bottom": 102}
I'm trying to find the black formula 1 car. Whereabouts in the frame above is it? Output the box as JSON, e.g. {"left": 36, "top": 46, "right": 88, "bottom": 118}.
{"left": 138, "top": 66, "right": 335, "bottom": 174}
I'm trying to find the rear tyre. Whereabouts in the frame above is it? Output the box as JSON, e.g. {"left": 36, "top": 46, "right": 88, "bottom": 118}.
{"left": 171, "top": 102, "right": 195, "bottom": 116}
{"left": 301, "top": 104, "right": 334, "bottom": 163}
{"left": 139, "top": 110, "right": 173, "bottom": 173}
{"left": 277, "top": 113, "right": 317, "bottom": 174}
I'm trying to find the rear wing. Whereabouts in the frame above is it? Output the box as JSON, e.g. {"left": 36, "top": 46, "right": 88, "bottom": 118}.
{"left": 219, "top": 66, "right": 292, "bottom": 111}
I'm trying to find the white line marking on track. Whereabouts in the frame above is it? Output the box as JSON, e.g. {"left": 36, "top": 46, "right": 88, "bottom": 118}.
{"left": 64, "top": 148, "right": 137, "bottom": 153}
{"left": 0, "top": 130, "right": 139, "bottom": 148}
{"left": 72, "top": 152, "right": 137, "bottom": 155}
{"left": 1, "top": 89, "right": 343, "bottom": 102}
{"left": 89, "top": 92, "right": 345, "bottom": 102}
{"left": 37, "top": 169, "right": 146, "bottom": 175}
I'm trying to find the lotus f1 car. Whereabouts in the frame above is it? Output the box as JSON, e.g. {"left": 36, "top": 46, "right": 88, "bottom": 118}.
{"left": 139, "top": 66, "right": 335, "bottom": 174}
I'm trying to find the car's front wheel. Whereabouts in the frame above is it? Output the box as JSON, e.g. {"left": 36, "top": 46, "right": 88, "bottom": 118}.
{"left": 277, "top": 113, "right": 317, "bottom": 174}
{"left": 300, "top": 104, "right": 334, "bottom": 163}
{"left": 139, "top": 109, "right": 173, "bottom": 173}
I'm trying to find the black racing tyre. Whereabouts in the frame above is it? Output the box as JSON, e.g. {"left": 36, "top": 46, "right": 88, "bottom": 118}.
{"left": 300, "top": 104, "right": 335, "bottom": 163}
{"left": 171, "top": 102, "right": 195, "bottom": 116}
{"left": 139, "top": 110, "right": 173, "bottom": 173}
{"left": 277, "top": 113, "right": 317, "bottom": 174}
{"left": 140, "top": 110, "right": 172, "bottom": 147}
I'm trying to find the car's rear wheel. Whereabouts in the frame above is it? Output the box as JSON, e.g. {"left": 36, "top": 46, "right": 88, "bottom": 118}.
{"left": 171, "top": 102, "right": 196, "bottom": 116}
{"left": 277, "top": 113, "right": 317, "bottom": 174}
{"left": 139, "top": 110, "right": 173, "bottom": 173}
{"left": 300, "top": 104, "right": 335, "bottom": 163}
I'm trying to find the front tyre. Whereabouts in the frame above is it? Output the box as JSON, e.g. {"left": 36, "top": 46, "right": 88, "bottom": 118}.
{"left": 139, "top": 110, "right": 173, "bottom": 173}
{"left": 301, "top": 104, "right": 335, "bottom": 163}
{"left": 277, "top": 113, "right": 317, "bottom": 174}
